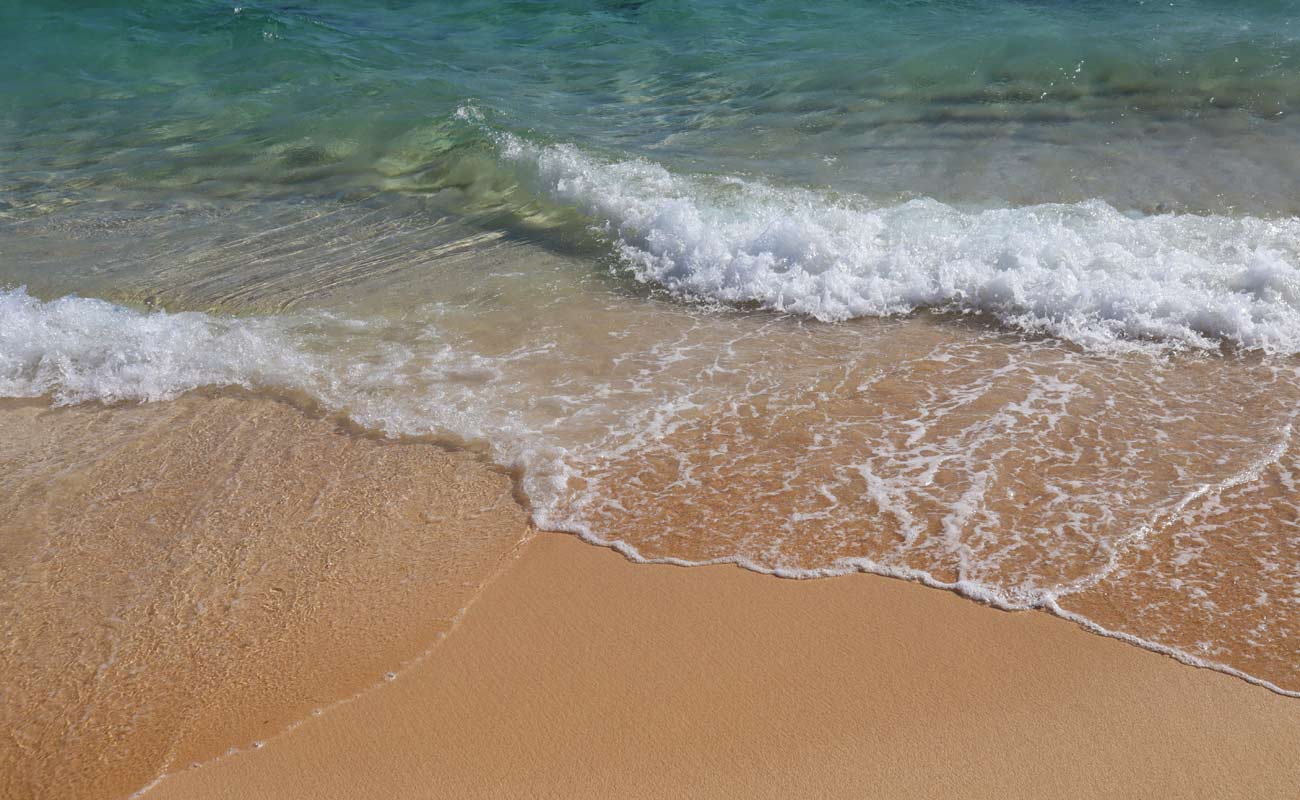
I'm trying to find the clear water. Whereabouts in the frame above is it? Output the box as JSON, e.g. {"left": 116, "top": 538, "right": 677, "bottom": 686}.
{"left": 7, "top": 1, "right": 1300, "bottom": 215}
{"left": 3, "top": 1, "right": 1300, "bottom": 695}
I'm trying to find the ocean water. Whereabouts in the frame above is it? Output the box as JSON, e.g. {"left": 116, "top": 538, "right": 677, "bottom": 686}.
{"left": 3, "top": 0, "right": 1300, "bottom": 694}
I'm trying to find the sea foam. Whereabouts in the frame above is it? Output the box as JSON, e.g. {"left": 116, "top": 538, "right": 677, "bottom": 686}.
{"left": 0, "top": 286, "right": 572, "bottom": 513}
{"left": 0, "top": 288, "right": 322, "bottom": 405}
{"left": 499, "top": 133, "right": 1300, "bottom": 353}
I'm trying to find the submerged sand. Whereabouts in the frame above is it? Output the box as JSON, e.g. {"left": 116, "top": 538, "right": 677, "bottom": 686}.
{"left": 3, "top": 393, "right": 1298, "bottom": 799}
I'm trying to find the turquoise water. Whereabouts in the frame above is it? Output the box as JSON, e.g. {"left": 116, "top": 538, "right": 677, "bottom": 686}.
{"left": 3, "top": 2, "right": 1300, "bottom": 693}
{"left": 5, "top": 0, "right": 1300, "bottom": 218}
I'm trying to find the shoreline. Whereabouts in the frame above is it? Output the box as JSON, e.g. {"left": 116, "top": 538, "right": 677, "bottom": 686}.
{"left": 10, "top": 5, "right": 1300, "bottom": 798}
{"left": 148, "top": 530, "right": 1300, "bottom": 800}
{"left": 562, "top": 528, "right": 1300, "bottom": 699}
{"left": 5, "top": 393, "right": 1298, "bottom": 800}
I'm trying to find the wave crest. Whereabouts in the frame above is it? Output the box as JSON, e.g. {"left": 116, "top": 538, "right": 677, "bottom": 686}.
{"left": 499, "top": 133, "right": 1300, "bottom": 352}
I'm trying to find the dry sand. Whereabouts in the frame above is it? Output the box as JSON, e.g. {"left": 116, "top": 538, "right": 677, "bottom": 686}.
{"left": 148, "top": 531, "right": 1300, "bottom": 800}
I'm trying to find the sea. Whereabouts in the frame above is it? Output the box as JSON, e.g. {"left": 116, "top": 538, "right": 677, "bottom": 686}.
{"left": 2, "top": 0, "right": 1298, "bottom": 694}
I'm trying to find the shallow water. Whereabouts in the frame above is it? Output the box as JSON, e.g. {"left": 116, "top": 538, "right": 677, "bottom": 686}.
{"left": 3, "top": 0, "right": 1299, "bottom": 698}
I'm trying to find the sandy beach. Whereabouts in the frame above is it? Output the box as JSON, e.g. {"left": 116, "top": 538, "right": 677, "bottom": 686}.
{"left": 3, "top": 395, "right": 1299, "bottom": 799}
{"left": 0, "top": 394, "right": 529, "bottom": 800}
{"left": 9, "top": 4, "right": 1300, "bottom": 799}
{"left": 148, "top": 531, "right": 1300, "bottom": 800}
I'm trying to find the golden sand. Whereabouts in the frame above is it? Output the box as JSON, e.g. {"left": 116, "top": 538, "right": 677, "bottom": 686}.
{"left": 5, "top": 393, "right": 1298, "bottom": 800}
{"left": 149, "top": 532, "right": 1300, "bottom": 800}
{"left": 0, "top": 393, "right": 529, "bottom": 800}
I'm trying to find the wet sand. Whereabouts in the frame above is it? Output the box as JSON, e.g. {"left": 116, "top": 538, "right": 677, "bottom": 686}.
{"left": 0, "top": 393, "right": 529, "bottom": 800}
{"left": 5, "top": 393, "right": 1298, "bottom": 800}
{"left": 149, "top": 532, "right": 1300, "bottom": 800}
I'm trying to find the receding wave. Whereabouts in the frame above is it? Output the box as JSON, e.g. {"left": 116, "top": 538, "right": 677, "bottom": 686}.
{"left": 0, "top": 285, "right": 570, "bottom": 508}
{"left": 4, "top": 284, "right": 1300, "bottom": 696}
{"left": 495, "top": 127, "right": 1300, "bottom": 353}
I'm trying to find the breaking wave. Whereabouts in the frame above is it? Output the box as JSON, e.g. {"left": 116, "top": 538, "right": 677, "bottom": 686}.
{"left": 499, "top": 129, "right": 1300, "bottom": 353}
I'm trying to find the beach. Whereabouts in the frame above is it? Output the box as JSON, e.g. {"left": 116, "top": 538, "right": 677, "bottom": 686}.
{"left": 153, "top": 520, "right": 1300, "bottom": 800}
{"left": 5, "top": 2, "right": 1300, "bottom": 796}
{"left": 0, "top": 394, "right": 1295, "bottom": 800}
{"left": 0, "top": 393, "right": 529, "bottom": 800}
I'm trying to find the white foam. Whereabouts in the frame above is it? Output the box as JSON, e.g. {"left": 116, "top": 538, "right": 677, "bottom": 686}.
{"left": 499, "top": 133, "right": 1300, "bottom": 353}
{"left": 0, "top": 286, "right": 573, "bottom": 519}
{"left": 0, "top": 288, "right": 323, "bottom": 404}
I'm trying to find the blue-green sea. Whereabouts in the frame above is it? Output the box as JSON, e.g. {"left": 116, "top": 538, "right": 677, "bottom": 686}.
{"left": 6, "top": 1, "right": 1300, "bottom": 217}
{"left": 3, "top": 0, "right": 1300, "bottom": 701}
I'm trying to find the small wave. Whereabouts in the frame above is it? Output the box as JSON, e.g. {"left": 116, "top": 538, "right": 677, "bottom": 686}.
{"left": 0, "top": 288, "right": 323, "bottom": 404}
{"left": 495, "top": 128, "right": 1300, "bottom": 353}
{"left": 0, "top": 286, "right": 571, "bottom": 514}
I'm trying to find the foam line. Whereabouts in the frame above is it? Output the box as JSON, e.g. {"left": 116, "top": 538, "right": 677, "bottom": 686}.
{"left": 495, "top": 124, "right": 1300, "bottom": 354}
